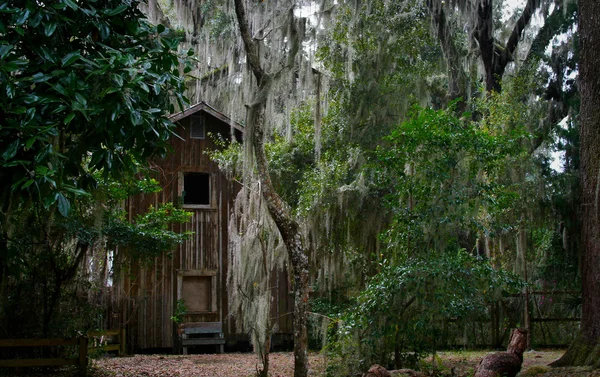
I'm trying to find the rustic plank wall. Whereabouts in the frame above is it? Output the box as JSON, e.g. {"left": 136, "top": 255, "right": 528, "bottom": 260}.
{"left": 110, "top": 112, "right": 294, "bottom": 351}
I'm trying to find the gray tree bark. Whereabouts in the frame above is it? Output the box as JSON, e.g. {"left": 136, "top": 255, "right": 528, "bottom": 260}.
{"left": 233, "top": 1, "right": 310, "bottom": 376}
{"left": 551, "top": 0, "right": 600, "bottom": 367}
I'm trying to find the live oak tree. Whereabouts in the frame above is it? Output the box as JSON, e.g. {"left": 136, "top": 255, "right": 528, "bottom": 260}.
{"left": 233, "top": 1, "right": 310, "bottom": 376}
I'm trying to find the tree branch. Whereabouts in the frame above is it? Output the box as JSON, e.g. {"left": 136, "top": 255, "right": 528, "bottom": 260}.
{"left": 234, "top": 0, "right": 265, "bottom": 84}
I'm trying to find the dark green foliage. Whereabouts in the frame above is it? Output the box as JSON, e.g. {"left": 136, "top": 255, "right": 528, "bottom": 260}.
{"left": 106, "top": 201, "right": 192, "bottom": 263}
{"left": 0, "top": 0, "right": 191, "bottom": 338}
{"left": 0, "top": 175, "right": 192, "bottom": 338}
{"left": 0, "top": 0, "right": 189, "bottom": 213}
{"left": 376, "top": 104, "right": 528, "bottom": 260}
{"left": 324, "top": 249, "right": 523, "bottom": 374}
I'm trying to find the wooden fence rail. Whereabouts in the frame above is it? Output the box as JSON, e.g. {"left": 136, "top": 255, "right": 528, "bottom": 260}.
{"left": 0, "top": 336, "right": 88, "bottom": 376}
{"left": 87, "top": 328, "right": 126, "bottom": 356}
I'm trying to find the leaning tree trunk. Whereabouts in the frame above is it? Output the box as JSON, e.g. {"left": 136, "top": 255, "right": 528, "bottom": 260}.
{"left": 233, "top": 1, "right": 310, "bottom": 376}
{"left": 551, "top": 0, "right": 600, "bottom": 367}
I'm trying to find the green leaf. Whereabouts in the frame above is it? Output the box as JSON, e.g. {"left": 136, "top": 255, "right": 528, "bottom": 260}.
{"left": 21, "top": 179, "right": 35, "bottom": 189}
{"left": 105, "top": 4, "right": 128, "bottom": 16}
{"left": 44, "top": 22, "right": 57, "bottom": 36}
{"left": 2, "top": 139, "right": 19, "bottom": 160}
{"left": 32, "top": 72, "right": 52, "bottom": 83}
{"left": 75, "top": 93, "right": 87, "bottom": 106}
{"left": 64, "top": 113, "right": 76, "bottom": 125}
{"left": 139, "top": 81, "right": 149, "bottom": 92}
{"left": 130, "top": 111, "right": 142, "bottom": 125}
{"left": 63, "top": 0, "right": 78, "bottom": 10}
{"left": 63, "top": 186, "right": 90, "bottom": 196}
{"left": 25, "top": 137, "right": 36, "bottom": 149}
{"left": 36, "top": 46, "right": 56, "bottom": 62}
{"left": 89, "top": 150, "right": 103, "bottom": 168}
{"left": 98, "top": 22, "right": 110, "bottom": 40}
{"left": 111, "top": 74, "right": 123, "bottom": 87}
{"left": 56, "top": 192, "right": 70, "bottom": 216}
{"left": 61, "top": 51, "right": 81, "bottom": 67}
{"left": 0, "top": 44, "right": 12, "bottom": 59}
{"left": 157, "top": 24, "right": 166, "bottom": 33}
{"left": 52, "top": 84, "right": 67, "bottom": 96}
{"left": 5, "top": 83, "right": 15, "bottom": 98}
{"left": 15, "top": 9, "right": 30, "bottom": 25}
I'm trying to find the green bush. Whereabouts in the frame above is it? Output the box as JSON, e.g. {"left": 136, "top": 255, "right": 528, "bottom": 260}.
{"left": 323, "top": 249, "right": 523, "bottom": 375}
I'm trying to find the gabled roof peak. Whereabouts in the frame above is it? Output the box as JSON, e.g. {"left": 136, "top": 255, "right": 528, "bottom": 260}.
{"left": 169, "top": 101, "right": 244, "bottom": 132}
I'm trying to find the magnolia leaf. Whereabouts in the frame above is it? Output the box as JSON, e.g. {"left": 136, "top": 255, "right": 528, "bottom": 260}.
{"left": 44, "top": 22, "right": 57, "bottom": 37}
{"left": 2, "top": 139, "right": 19, "bottom": 160}
{"left": 105, "top": 4, "right": 128, "bottom": 16}
{"left": 56, "top": 192, "right": 70, "bottom": 217}
{"left": 0, "top": 44, "right": 12, "bottom": 59}
{"left": 64, "top": 113, "right": 75, "bottom": 125}
{"left": 63, "top": 0, "right": 78, "bottom": 10}
{"left": 15, "top": 8, "right": 30, "bottom": 25}
{"left": 61, "top": 51, "right": 81, "bottom": 67}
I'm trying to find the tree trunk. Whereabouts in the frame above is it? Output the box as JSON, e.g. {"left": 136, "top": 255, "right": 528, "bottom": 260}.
{"left": 428, "top": 1, "right": 468, "bottom": 107}
{"left": 551, "top": 0, "right": 600, "bottom": 367}
{"left": 233, "top": 1, "right": 310, "bottom": 376}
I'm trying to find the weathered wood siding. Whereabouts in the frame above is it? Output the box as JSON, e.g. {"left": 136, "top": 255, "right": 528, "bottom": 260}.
{"left": 110, "top": 110, "right": 294, "bottom": 351}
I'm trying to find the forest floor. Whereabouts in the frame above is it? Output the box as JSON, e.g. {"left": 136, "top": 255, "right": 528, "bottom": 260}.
{"left": 7, "top": 349, "right": 600, "bottom": 377}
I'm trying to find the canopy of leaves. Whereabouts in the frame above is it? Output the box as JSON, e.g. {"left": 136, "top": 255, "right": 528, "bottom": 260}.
{"left": 0, "top": 0, "right": 190, "bottom": 214}
{"left": 376, "top": 104, "right": 528, "bottom": 260}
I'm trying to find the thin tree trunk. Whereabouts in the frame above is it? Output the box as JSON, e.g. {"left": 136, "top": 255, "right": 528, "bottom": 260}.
{"left": 234, "top": 1, "right": 310, "bottom": 376}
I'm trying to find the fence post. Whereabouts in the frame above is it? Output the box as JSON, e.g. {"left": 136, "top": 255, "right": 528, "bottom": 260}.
{"left": 119, "top": 328, "right": 126, "bottom": 356}
{"left": 78, "top": 336, "right": 88, "bottom": 376}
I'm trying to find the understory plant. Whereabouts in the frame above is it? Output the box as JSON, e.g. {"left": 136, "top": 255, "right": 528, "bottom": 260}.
{"left": 324, "top": 249, "right": 523, "bottom": 375}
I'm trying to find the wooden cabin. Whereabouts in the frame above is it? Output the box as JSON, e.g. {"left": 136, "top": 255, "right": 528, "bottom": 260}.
{"left": 110, "top": 102, "right": 294, "bottom": 352}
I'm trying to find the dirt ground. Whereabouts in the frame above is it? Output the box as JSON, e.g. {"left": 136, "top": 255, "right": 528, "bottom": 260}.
{"left": 432, "top": 349, "right": 600, "bottom": 376}
{"left": 89, "top": 352, "right": 327, "bottom": 377}
{"left": 7, "top": 349, "right": 600, "bottom": 377}
{"left": 87, "top": 349, "right": 597, "bottom": 377}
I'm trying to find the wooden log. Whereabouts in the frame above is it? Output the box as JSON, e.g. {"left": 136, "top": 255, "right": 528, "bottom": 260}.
{"left": 474, "top": 328, "right": 527, "bottom": 377}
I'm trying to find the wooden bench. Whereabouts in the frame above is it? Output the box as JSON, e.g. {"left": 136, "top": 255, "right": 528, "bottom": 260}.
{"left": 178, "top": 322, "right": 225, "bottom": 354}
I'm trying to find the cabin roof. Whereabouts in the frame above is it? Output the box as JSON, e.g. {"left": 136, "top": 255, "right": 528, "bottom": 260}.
{"left": 169, "top": 101, "right": 244, "bottom": 133}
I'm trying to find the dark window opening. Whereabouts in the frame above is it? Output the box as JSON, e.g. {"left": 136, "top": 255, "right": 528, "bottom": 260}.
{"left": 190, "top": 114, "right": 205, "bottom": 139}
{"left": 183, "top": 173, "right": 210, "bottom": 205}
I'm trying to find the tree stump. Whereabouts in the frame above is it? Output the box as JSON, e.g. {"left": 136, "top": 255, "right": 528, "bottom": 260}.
{"left": 474, "top": 328, "right": 528, "bottom": 377}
